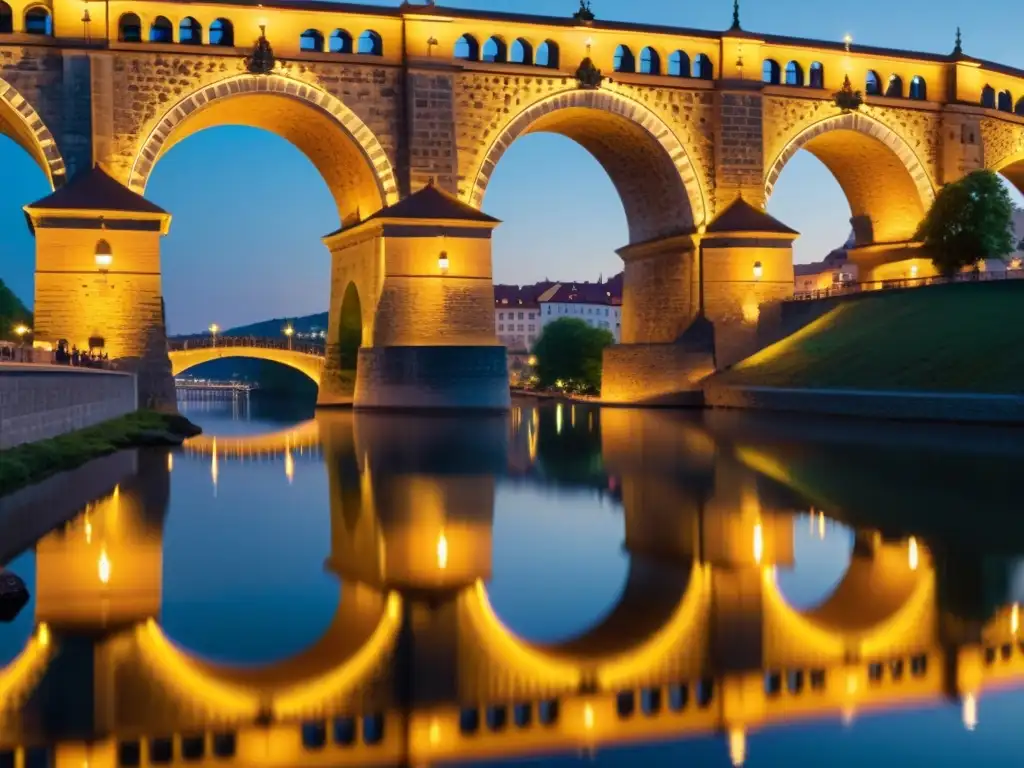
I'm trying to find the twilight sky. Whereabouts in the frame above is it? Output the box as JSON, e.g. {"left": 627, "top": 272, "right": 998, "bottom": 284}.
{"left": 0, "top": 0, "right": 1022, "bottom": 334}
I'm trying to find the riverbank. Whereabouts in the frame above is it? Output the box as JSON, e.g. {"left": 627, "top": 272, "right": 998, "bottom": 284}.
{"left": 703, "top": 281, "right": 1024, "bottom": 423}
{"left": 0, "top": 410, "right": 201, "bottom": 497}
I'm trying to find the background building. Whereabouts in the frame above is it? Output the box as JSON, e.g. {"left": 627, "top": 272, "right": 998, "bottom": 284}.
{"left": 538, "top": 273, "right": 623, "bottom": 342}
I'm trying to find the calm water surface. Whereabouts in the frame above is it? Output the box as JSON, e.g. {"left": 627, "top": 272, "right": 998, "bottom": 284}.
{"left": 3, "top": 396, "right": 1024, "bottom": 766}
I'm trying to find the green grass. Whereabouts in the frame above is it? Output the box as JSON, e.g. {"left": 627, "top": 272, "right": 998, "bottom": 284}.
{"left": 716, "top": 281, "right": 1024, "bottom": 394}
{"left": 0, "top": 410, "right": 201, "bottom": 496}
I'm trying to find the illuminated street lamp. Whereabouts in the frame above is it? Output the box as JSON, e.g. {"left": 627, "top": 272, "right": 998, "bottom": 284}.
{"left": 752, "top": 261, "right": 763, "bottom": 280}
{"left": 13, "top": 324, "right": 30, "bottom": 350}
{"left": 283, "top": 324, "right": 294, "bottom": 350}
{"left": 438, "top": 251, "right": 450, "bottom": 273}
{"left": 95, "top": 239, "right": 113, "bottom": 271}
{"left": 209, "top": 323, "right": 220, "bottom": 346}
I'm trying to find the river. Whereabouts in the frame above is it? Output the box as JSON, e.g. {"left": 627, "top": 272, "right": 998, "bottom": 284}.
{"left": 2, "top": 395, "right": 1024, "bottom": 766}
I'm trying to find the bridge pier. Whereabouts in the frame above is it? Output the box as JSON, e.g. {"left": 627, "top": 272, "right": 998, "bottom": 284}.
{"left": 602, "top": 199, "right": 798, "bottom": 404}
{"left": 320, "top": 183, "right": 511, "bottom": 412}
{"left": 25, "top": 167, "right": 177, "bottom": 411}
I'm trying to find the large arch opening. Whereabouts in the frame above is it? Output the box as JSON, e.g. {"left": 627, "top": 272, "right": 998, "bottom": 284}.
{"left": 470, "top": 91, "right": 706, "bottom": 244}
{"left": 139, "top": 76, "right": 396, "bottom": 405}
{"left": 131, "top": 75, "right": 397, "bottom": 228}
{"left": 470, "top": 91, "right": 704, "bottom": 348}
{"left": 766, "top": 114, "right": 934, "bottom": 250}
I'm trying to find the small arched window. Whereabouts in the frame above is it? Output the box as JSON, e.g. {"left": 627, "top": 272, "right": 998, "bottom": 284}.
{"left": 300, "top": 29, "right": 324, "bottom": 52}
{"left": 865, "top": 70, "right": 881, "bottom": 96}
{"left": 668, "top": 50, "right": 690, "bottom": 77}
{"left": 24, "top": 6, "right": 51, "bottom": 35}
{"left": 785, "top": 61, "right": 804, "bottom": 86}
{"left": 357, "top": 30, "right": 382, "bottom": 55}
{"left": 639, "top": 46, "right": 660, "bottom": 75}
{"left": 536, "top": 39, "right": 559, "bottom": 68}
{"left": 981, "top": 85, "right": 996, "bottom": 108}
{"left": 693, "top": 53, "right": 713, "bottom": 79}
{"left": 809, "top": 61, "right": 824, "bottom": 88}
{"left": 482, "top": 35, "right": 507, "bottom": 63}
{"left": 997, "top": 90, "right": 1013, "bottom": 112}
{"left": 210, "top": 18, "right": 233, "bottom": 46}
{"left": 149, "top": 16, "right": 173, "bottom": 43}
{"left": 510, "top": 38, "right": 532, "bottom": 64}
{"left": 885, "top": 74, "right": 903, "bottom": 98}
{"left": 179, "top": 17, "right": 201, "bottom": 44}
{"left": 118, "top": 12, "right": 142, "bottom": 42}
{"left": 329, "top": 29, "right": 353, "bottom": 53}
{"left": 909, "top": 75, "right": 926, "bottom": 100}
{"left": 1016, "top": 97, "right": 1024, "bottom": 117}
{"left": 0, "top": 2, "right": 12, "bottom": 34}
{"left": 614, "top": 45, "right": 635, "bottom": 73}
{"left": 454, "top": 34, "right": 479, "bottom": 61}
{"left": 762, "top": 59, "right": 781, "bottom": 84}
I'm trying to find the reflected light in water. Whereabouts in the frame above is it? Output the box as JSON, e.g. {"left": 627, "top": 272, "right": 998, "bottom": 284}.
{"left": 1012, "top": 603, "right": 1020, "bottom": 635}
{"left": 963, "top": 693, "right": 978, "bottom": 731}
{"left": 429, "top": 718, "right": 440, "bottom": 745}
{"left": 753, "top": 522, "right": 764, "bottom": 565}
{"left": 583, "top": 702, "right": 594, "bottom": 730}
{"left": 84, "top": 516, "right": 92, "bottom": 544}
{"left": 818, "top": 512, "right": 826, "bottom": 540}
{"left": 211, "top": 437, "right": 219, "bottom": 495}
{"left": 437, "top": 531, "right": 449, "bottom": 570}
{"left": 729, "top": 727, "right": 747, "bottom": 766}
{"left": 908, "top": 537, "right": 919, "bottom": 571}
{"left": 97, "top": 548, "right": 111, "bottom": 584}
{"left": 37, "top": 623, "right": 50, "bottom": 648}
{"left": 284, "top": 448, "right": 295, "bottom": 485}
{"left": 556, "top": 403, "right": 563, "bottom": 435}
{"left": 167, "top": 452, "right": 174, "bottom": 472}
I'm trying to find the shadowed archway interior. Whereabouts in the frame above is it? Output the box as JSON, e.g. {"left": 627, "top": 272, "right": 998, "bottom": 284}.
{"left": 338, "top": 281, "right": 363, "bottom": 371}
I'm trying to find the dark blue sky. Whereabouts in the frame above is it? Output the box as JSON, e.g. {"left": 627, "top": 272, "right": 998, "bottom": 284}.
{"left": 1, "top": 0, "right": 1021, "bottom": 334}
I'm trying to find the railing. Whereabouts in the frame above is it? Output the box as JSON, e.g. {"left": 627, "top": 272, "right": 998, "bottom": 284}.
{"left": 791, "top": 268, "right": 1024, "bottom": 301}
{"left": 168, "top": 336, "right": 326, "bottom": 357}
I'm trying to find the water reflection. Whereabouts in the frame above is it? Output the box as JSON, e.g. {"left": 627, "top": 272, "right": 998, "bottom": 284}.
{"left": 1, "top": 403, "right": 1024, "bottom": 766}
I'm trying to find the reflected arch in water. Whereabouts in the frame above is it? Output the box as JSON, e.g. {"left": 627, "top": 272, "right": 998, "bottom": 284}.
{"left": 775, "top": 511, "right": 854, "bottom": 611}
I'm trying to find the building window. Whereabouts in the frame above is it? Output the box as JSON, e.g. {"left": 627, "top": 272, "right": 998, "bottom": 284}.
{"left": 528, "top": 324, "right": 535, "bottom": 331}
{"left": 518, "top": 324, "right": 524, "bottom": 331}
{"left": 498, "top": 324, "right": 504, "bottom": 331}
{"left": 518, "top": 312, "right": 524, "bottom": 320}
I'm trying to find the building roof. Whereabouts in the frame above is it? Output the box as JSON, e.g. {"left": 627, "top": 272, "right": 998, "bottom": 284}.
{"left": 26, "top": 165, "right": 167, "bottom": 215}
{"left": 365, "top": 180, "right": 500, "bottom": 224}
{"left": 705, "top": 197, "right": 799, "bottom": 236}
{"left": 543, "top": 274, "right": 623, "bottom": 306}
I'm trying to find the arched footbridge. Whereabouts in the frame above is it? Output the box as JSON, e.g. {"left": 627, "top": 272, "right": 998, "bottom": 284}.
{"left": 168, "top": 338, "right": 326, "bottom": 386}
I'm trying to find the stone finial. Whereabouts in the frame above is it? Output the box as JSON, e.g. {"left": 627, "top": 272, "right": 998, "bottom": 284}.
{"left": 953, "top": 27, "right": 963, "bottom": 56}
{"left": 730, "top": 0, "right": 741, "bottom": 31}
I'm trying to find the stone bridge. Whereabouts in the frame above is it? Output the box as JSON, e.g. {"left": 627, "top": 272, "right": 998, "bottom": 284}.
{"left": 1, "top": 411, "right": 1022, "bottom": 766}
{"left": 168, "top": 338, "right": 326, "bottom": 387}
{"left": 9, "top": 0, "right": 1024, "bottom": 409}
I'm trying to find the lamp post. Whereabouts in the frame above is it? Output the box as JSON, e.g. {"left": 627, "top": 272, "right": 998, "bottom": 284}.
{"left": 283, "top": 324, "right": 294, "bottom": 350}
{"left": 95, "top": 239, "right": 113, "bottom": 272}
{"left": 14, "top": 325, "right": 30, "bottom": 360}
{"left": 209, "top": 323, "right": 220, "bottom": 347}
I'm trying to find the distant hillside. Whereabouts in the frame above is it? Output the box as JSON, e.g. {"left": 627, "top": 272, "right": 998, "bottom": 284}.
{"left": 170, "top": 311, "right": 328, "bottom": 341}
{"left": 0, "top": 279, "right": 31, "bottom": 341}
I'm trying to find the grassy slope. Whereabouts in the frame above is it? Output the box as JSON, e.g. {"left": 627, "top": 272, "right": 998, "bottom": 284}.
{"left": 0, "top": 411, "right": 200, "bottom": 495}
{"left": 716, "top": 281, "right": 1024, "bottom": 394}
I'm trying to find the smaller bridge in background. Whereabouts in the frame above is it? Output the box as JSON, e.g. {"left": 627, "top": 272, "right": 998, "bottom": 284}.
{"left": 168, "top": 338, "right": 326, "bottom": 387}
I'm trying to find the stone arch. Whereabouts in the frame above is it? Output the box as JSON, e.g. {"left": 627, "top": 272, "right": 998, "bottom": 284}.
{"left": 764, "top": 111, "right": 935, "bottom": 246}
{"left": 468, "top": 88, "right": 709, "bottom": 241}
{"left": 168, "top": 346, "right": 325, "bottom": 386}
{"left": 0, "top": 76, "right": 65, "bottom": 188}
{"left": 991, "top": 148, "right": 1024, "bottom": 199}
{"left": 129, "top": 73, "right": 399, "bottom": 227}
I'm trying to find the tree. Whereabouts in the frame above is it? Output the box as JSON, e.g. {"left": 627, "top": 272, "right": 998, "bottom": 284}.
{"left": 915, "top": 170, "right": 1016, "bottom": 276}
{"left": 532, "top": 318, "right": 614, "bottom": 394}
{"left": 0, "top": 278, "right": 31, "bottom": 342}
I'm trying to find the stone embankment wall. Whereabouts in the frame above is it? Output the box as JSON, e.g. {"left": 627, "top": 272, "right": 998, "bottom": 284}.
{"left": 0, "top": 366, "right": 137, "bottom": 450}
